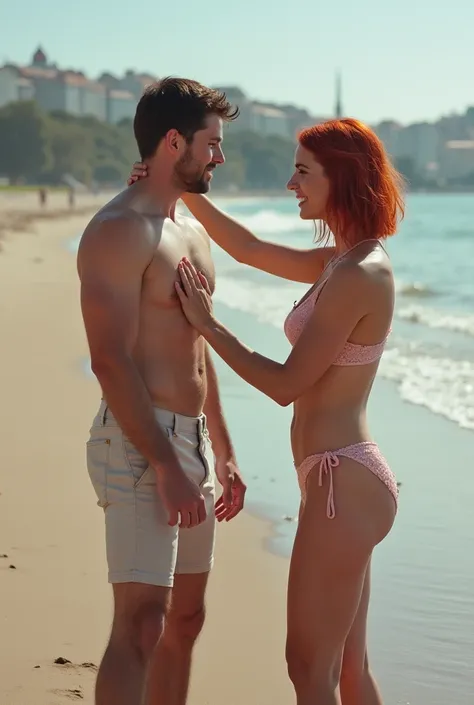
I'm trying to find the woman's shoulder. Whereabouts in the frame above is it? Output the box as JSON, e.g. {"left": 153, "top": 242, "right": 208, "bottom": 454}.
{"left": 328, "top": 244, "right": 393, "bottom": 308}
{"left": 338, "top": 241, "right": 392, "bottom": 280}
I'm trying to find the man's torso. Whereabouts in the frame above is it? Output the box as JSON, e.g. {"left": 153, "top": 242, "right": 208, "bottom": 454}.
{"left": 87, "top": 193, "right": 215, "bottom": 416}
{"left": 137, "top": 211, "right": 215, "bottom": 415}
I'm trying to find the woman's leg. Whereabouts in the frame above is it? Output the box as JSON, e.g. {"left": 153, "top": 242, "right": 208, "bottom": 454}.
{"left": 286, "top": 457, "right": 395, "bottom": 705}
{"left": 286, "top": 469, "right": 371, "bottom": 704}
{"left": 340, "top": 560, "right": 384, "bottom": 705}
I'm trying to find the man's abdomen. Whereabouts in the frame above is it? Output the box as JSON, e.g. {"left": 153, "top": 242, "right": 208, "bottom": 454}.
{"left": 135, "top": 342, "right": 207, "bottom": 416}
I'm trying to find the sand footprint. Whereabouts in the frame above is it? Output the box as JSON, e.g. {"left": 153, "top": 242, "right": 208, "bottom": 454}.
{"left": 50, "top": 658, "right": 98, "bottom": 702}
{"left": 52, "top": 686, "right": 84, "bottom": 700}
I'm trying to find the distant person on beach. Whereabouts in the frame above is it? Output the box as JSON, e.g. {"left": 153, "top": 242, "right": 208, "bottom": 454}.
{"left": 38, "top": 187, "right": 47, "bottom": 208}
{"left": 130, "top": 118, "right": 404, "bottom": 705}
{"left": 78, "top": 78, "right": 245, "bottom": 705}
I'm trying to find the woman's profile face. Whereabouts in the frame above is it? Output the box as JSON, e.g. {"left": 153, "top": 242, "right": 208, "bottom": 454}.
{"left": 287, "top": 144, "right": 330, "bottom": 221}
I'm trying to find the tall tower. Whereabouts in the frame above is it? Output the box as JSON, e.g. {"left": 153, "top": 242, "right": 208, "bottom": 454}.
{"left": 335, "top": 70, "right": 343, "bottom": 118}
{"left": 32, "top": 46, "right": 47, "bottom": 67}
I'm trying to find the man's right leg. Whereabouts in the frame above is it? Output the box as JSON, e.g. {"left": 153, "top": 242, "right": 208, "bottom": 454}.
{"left": 96, "top": 582, "right": 170, "bottom": 705}
{"left": 147, "top": 572, "right": 209, "bottom": 705}
{"left": 86, "top": 403, "right": 179, "bottom": 705}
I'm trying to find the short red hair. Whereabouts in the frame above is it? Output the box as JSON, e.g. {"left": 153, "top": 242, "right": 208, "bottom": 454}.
{"left": 298, "top": 118, "right": 405, "bottom": 247}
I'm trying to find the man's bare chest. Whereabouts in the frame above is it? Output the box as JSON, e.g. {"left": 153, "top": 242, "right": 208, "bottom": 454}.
{"left": 143, "top": 224, "right": 215, "bottom": 308}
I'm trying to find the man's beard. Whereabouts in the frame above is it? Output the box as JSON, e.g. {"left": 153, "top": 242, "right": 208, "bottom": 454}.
{"left": 174, "top": 148, "right": 215, "bottom": 194}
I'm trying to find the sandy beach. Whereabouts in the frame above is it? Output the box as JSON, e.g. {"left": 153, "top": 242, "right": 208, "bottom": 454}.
{"left": 0, "top": 191, "right": 293, "bottom": 704}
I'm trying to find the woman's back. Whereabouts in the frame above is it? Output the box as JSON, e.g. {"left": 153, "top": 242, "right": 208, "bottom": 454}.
{"left": 289, "top": 241, "right": 394, "bottom": 461}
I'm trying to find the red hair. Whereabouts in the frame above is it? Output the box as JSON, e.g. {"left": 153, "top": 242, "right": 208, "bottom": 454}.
{"left": 298, "top": 118, "right": 405, "bottom": 247}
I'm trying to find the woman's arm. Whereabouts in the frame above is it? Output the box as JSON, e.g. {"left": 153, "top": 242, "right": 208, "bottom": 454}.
{"left": 176, "top": 260, "right": 369, "bottom": 407}
{"left": 127, "top": 161, "right": 331, "bottom": 283}
{"left": 183, "top": 193, "right": 332, "bottom": 284}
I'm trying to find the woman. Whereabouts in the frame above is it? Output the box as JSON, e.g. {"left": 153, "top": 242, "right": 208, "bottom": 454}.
{"left": 129, "top": 117, "right": 404, "bottom": 705}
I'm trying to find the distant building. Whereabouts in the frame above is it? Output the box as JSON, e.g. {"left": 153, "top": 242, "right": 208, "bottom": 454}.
{"left": 212, "top": 86, "right": 253, "bottom": 131}
{"left": 97, "top": 72, "right": 121, "bottom": 91}
{"left": 213, "top": 86, "right": 321, "bottom": 139}
{"left": 3, "top": 47, "right": 472, "bottom": 190}
{"left": 120, "top": 70, "right": 157, "bottom": 101}
{"left": 32, "top": 46, "right": 47, "bottom": 68}
{"left": 249, "top": 104, "right": 290, "bottom": 137}
{"left": 15, "top": 47, "right": 107, "bottom": 120}
{"left": 373, "top": 120, "right": 401, "bottom": 161}
{"left": 277, "top": 104, "right": 318, "bottom": 138}
{"left": 98, "top": 70, "right": 157, "bottom": 122}
{"left": 397, "top": 122, "right": 440, "bottom": 177}
{"left": 0, "top": 66, "right": 34, "bottom": 108}
{"left": 0, "top": 46, "right": 324, "bottom": 138}
{"left": 440, "top": 140, "right": 474, "bottom": 181}
{"left": 374, "top": 120, "right": 440, "bottom": 178}
{"left": 106, "top": 89, "right": 137, "bottom": 124}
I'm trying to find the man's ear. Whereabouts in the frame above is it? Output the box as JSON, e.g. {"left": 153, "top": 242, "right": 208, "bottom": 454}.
{"left": 163, "top": 129, "right": 186, "bottom": 155}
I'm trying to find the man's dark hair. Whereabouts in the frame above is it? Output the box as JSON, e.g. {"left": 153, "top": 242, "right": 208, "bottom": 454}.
{"left": 133, "top": 77, "right": 239, "bottom": 159}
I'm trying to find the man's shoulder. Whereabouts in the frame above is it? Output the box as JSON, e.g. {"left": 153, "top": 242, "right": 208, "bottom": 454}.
{"left": 78, "top": 206, "right": 157, "bottom": 275}
{"left": 81, "top": 205, "right": 157, "bottom": 251}
{"left": 85, "top": 204, "right": 151, "bottom": 236}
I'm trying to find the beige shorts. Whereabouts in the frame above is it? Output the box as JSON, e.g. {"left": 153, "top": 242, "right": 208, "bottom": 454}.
{"left": 86, "top": 401, "right": 216, "bottom": 587}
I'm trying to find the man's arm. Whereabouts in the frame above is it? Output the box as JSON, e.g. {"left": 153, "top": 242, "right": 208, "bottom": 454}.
{"left": 203, "top": 346, "right": 246, "bottom": 520}
{"left": 78, "top": 212, "right": 178, "bottom": 472}
{"left": 203, "top": 346, "right": 235, "bottom": 460}
{"left": 78, "top": 212, "right": 206, "bottom": 527}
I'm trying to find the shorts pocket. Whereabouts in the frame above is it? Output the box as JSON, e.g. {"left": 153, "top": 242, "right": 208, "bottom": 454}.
{"left": 122, "top": 436, "right": 151, "bottom": 488}
{"left": 86, "top": 438, "right": 110, "bottom": 508}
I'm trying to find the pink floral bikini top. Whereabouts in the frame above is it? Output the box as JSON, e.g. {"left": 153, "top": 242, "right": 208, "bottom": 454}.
{"left": 283, "top": 242, "right": 390, "bottom": 366}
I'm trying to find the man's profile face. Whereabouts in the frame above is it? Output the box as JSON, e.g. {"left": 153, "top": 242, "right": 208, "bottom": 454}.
{"left": 174, "top": 114, "right": 225, "bottom": 194}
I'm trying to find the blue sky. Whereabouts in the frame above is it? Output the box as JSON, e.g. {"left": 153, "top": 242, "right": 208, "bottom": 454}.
{"left": 2, "top": 0, "right": 472, "bottom": 125}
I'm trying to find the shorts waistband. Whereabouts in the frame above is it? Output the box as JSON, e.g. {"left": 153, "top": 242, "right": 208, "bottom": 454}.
{"left": 97, "top": 400, "right": 206, "bottom": 435}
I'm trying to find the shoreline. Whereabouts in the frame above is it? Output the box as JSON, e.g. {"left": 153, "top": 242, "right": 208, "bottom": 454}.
{"left": 4, "top": 185, "right": 474, "bottom": 198}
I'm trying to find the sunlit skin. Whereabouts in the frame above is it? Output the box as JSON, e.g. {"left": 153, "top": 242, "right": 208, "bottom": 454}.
{"left": 137, "top": 114, "right": 226, "bottom": 198}
{"left": 170, "top": 114, "right": 226, "bottom": 193}
{"left": 286, "top": 144, "right": 331, "bottom": 221}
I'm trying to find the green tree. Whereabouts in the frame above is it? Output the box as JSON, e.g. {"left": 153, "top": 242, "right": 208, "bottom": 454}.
{"left": 0, "top": 99, "right": 303, "bottom": 190}
{"left": 0, "top": 101, "right": 51, "bottom": 182}
{"left": 49, "top": 110, "right": 136, "bottom": 185}
{"left": 213, "top": 129, "right": 295, "bottom": 191}
{"left": 45, "top": 118, "right": 93, "bottom": 184}
{"left": 93, "top": 161, "right": 125, "bottom": 183}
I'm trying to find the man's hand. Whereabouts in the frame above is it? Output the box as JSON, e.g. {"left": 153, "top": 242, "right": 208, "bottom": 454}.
{"left": 156, "top": 470, "right": 207, "bottom": 529}
{"left": 214, "top": 457, "right": 246, "bottom": 522}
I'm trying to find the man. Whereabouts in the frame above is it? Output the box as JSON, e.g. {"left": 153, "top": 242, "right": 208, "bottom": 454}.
{"left": 77, "top": 77, "right": 246, "bottom": 705}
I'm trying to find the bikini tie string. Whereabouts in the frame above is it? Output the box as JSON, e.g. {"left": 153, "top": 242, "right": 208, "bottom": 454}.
{"left": 318, "top": 451, "right": 339, "bottom": 519}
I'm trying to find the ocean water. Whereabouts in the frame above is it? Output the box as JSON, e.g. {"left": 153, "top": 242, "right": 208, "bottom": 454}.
{"left": 73, "top": 192, "right": 474, "bottom": 704}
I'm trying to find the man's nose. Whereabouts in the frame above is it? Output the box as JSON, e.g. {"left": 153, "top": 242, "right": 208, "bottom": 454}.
{"left": 215, "top": 148, "right": 225, "bottom": 164}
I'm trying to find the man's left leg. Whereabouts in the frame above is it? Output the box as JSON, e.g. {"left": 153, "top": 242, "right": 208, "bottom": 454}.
{"left": 147, "top": 411, "right": 216, "bottom": 705}
{"left": 147, "top": 571, "right": 210, "bottom": 705}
